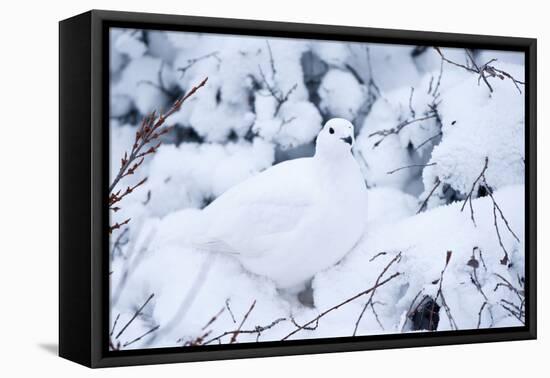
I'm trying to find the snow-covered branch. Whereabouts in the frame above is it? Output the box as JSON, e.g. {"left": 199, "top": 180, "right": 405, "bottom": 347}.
{"left": 434, "top": 47, "right": 525, "bottom": 93}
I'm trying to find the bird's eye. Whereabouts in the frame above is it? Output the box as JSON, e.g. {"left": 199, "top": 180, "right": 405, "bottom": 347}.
{"left": 329, "top": 127, "right": 334, "bottom": 134}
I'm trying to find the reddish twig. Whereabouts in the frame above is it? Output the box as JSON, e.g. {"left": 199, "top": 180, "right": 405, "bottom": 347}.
{"left": 202, "top": 306, "right": 226, "bottom": 331}
{"left": 109, "top": 218, "right": 131, "bottom": 235}
{"left": 178, "top": 306, "right": 226, "bottom": 346}
{"left": 109, "top": 77, "right": 208, "bottom": 194}
{"left": 108, "top": 77, "right": 208, "bottom": 233}
{"left": 201, "top": 317, "right": 287, "bottom": 345}
{"left": 230, "top": 300, "right": 257, "bottom": 344}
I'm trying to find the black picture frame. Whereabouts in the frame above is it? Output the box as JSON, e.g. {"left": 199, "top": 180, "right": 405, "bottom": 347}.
{"left": 59, "top": 9, "right": 537, "bottom": 368}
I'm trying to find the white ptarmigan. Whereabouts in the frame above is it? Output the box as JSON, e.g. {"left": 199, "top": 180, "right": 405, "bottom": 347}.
{"left": 193, "top": 118, "right": 368, "bottom": 290}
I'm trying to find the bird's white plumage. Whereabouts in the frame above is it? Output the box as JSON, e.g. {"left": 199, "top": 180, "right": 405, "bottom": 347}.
{"left": 192, "top": 118, "right": 368, "bottom": 289}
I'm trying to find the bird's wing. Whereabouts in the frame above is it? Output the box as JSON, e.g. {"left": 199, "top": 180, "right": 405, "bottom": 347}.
{"left": 194, "top": 158, "right": 318, "bottom": 257}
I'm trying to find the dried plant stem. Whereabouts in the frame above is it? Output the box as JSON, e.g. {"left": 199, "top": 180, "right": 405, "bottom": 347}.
{"left": 353, "top": 252, "right": 402, "bottom": 335}
{"left": 417, "top": 177, "right": 441, "bottom": 214}
{"left": 460, "top": 156, "right": 489, "bottom": 226}
{"left": 282, "top": 267, "right": 402, "bottom": 341}
{"left": 108, "top": 78, "right": 208, "bottom": 234}
{"left": 115, "top": 293, "right": 155, "bottom": 340}
{"left": 434, "top": 47, "right": 524, "bottom": 93}
{"left": 230, "top": 300, "right": 257, "bottom": 343}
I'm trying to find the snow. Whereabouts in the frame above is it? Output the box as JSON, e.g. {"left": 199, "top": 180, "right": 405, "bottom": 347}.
{"left": 319, "top": 69, "right": 366, "bottom": 120}
{"left": 113, "top": 30, "right": 147, "bottom": 59}
{"left": 111, "top": 185, "right": 524, "bottom": 348}
{"left": 253, "top": 97, "right": 323, "bottom": 149}
{"left": 421, "top": 62, "right": 525, "bottom": 209}
{"left": 108, "top": 28, "right": 526, "bottom": 350}
{"left": 111, "top": 55, "right": 175, "bottom": 115}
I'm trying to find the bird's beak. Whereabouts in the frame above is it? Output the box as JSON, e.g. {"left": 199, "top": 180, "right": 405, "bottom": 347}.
{"left": 341, "top": 136, "right": 353, "bottom": 145}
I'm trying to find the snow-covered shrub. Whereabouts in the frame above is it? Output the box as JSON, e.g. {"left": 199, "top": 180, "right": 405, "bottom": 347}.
{"left": 354, "top": 73, "right": 441, "bottom": 193}
{"left": 420, "top": 62, "right": 525, "bottom": 209}
{"left": 108, "top": 29, "right": 526, "bottom": 350}
{"left": 319, "top": 69, "right": 366, "bottom": 120}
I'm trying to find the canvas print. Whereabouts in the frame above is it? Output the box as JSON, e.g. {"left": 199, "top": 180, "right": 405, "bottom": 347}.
{"left": 108, "top": 27, "right": 526, "bottom": 351}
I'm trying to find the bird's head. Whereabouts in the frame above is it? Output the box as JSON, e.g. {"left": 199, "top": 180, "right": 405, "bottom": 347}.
{"left": 316, "top": 118, "right": 355, "bottom": 158}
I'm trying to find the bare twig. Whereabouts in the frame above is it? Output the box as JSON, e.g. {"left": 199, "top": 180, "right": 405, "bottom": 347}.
{"left": 177, "top": 52, "right": 220, "bottom": 76}
{"left": 459, "top": 156, "right": 519, "bottom": 265}
{"left": 460, "top": 157, "right": 489, "bottom": 226}
{"left": 387, "top": 162, "right": 436, "bottom": 175}
{"left": 115, "top": 293, "right": 155, "bottom": 340}
{"left": 138, "top": 62, "right": 178, "bottom": 98}
{"left": 108, "top": 77, "right": 208, "bottom": 233}
{"left": 483, "top": 175, "right": 520, "bottom": 243}
{"left": 353, "top": 252, "right": 402, "bottom": 335}
{"left": 109, "top": 178, "right": 148, "bottom": 210}
{"left": 109, "top": 218, "right": 131, "bottom": 235}
{"left": 401, "top": 289, "right": 424, "bottom": 332}
{"left": 481, "top": 174, "right": 520, "bottom": 265}
{"left": 431, "top": 58, "right": 444, "bottom": 97}
{"left": 369, "top": 114, "right": 437, "bottom": 148}
{"left": 257, "top": 41, "right": 297, "bottom": 117}
{"left": 202, "top": 307, "right": 226, "bottom": 331}
{"left": 226, "top": 298, "right": 237, "bottom": 324}
{"left": 415, "top": 131, "right": 443, "bottom": 151}
{"left": 290, "top": 317, "right": 319, "bottom": 331}
{"left": 434, "top": 47, "right": 524, "bottom": 93}
{"left": 369, "top": 251, "right": 388, "bottom": 262}
{"left": 282, "top": 260, "right": 402, "bottom": 341}
{"left": 468, "top": 247, "right": 494, "bottom": 328}
{"left": 494, "top": 273, "right": 525, "bottom": 301}
{"left": 179, "top": 305, "right": 226, "bottom": 346}
{"left": 230, "top": 300, "right": 257, "bottom": 343}
{"left": 417, "top": 177, "right": 441, "bottom": 214}
{"left": 477, "top": 301, "right": 489, "bottom": 329}
{"left": 109, "top": 77, "right": 208, "bottom": 194}
{"left": 110, "top": 313, "right": 121, "bottom": 337}
{"left": 202, "top": 316, "right": 287, "bottom": 345}
{"left": 343, "top": 45, "right": 382, "bottom": 126}
{"left": 408, "top": 87, "right": 416, "bottom": 118}
{"left": 432, "top": 251, "right": 457, "bottom": 330}
{"left": 123, "top": 325, "right": 160, "bottom": 347}
{"left": 111, "top": 228, "right": 129, "bottom": 259}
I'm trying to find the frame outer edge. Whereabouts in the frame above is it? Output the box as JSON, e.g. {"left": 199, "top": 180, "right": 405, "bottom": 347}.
{"left": 81, "top": 9, "right": 537, "bottom": 368}
{"left": 91, "top": 9, "right": 106, "bottom": 368}
{"left": 59, "top": 11, "right": 93, "bottom": 367}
